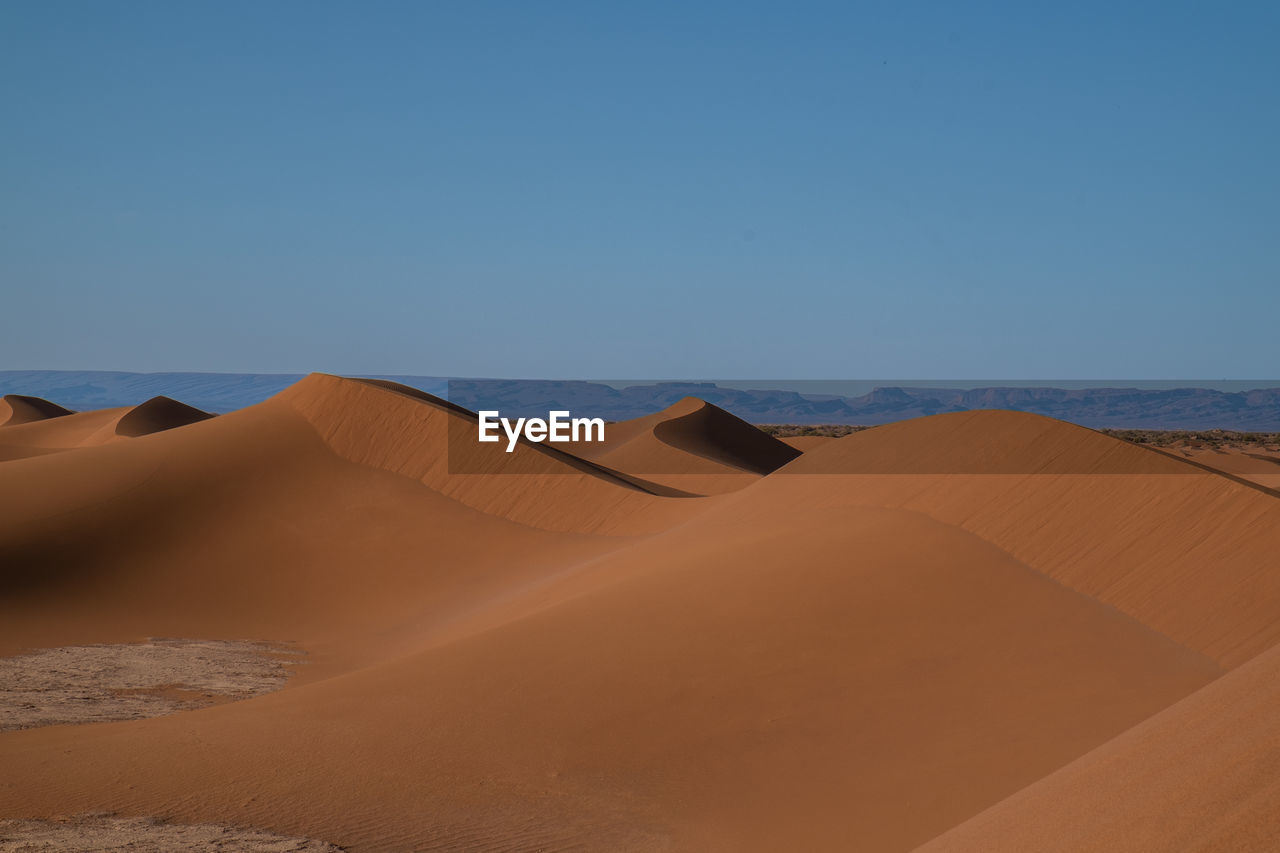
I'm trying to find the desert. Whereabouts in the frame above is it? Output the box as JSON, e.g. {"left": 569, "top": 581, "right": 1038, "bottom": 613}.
{"left": 5, "top": 3, "right": 1277, "bottom": 847}
{"left": 3, "top": 374, "right": 1280, "bottom": 850}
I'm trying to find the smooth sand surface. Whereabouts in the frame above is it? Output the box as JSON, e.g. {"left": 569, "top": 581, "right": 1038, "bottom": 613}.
{"left": 565, "top": 396, "right": 800, "bottom": 495}
{"left": 917, "top": 639, "right": 1280, "bottom": 852}
{"left": 113, "top": 396, "right": 213, "bottom": 437}
{"left": 1159, "top": 443, "right": 1280, "bottom": 491}
{"left": 0, "top": 396, "right": 212, "bottom": 459}
{"left": 0, "top": 394, "right": 74, "bottom": 426}
{"left": 2, "top": 375, "right": 1279, "bottom": 851}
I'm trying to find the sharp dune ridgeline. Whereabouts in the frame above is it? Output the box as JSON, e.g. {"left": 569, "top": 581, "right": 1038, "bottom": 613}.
{"left": 0, "top": 394, "right": 75, "bottom": 426}
{"left": 0, "top": 396, "right": 215, "bottom": 464}
{"left": 113, "top": 395, "right": 214, "bottom": 437}
{"left": 2, "top": 373, "right": 1280, "bottom": 851}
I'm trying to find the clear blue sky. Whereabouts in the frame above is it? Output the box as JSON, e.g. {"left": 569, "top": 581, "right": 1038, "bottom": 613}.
{"left": 2, "top": 1, "right": 1277, "bottom": 378}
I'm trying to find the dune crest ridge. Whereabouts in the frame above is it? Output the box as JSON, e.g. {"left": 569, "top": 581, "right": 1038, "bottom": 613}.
{"left": 273, "top": 373, "right": 695, "bottom": 533}
{"left": 782, "top": 409, "right": 1194, "bottom": 475}
{"left": 916, "top": 638, "right": 1280, "bottom": 852}
{"left": 1, "top": 394, "right": 74, "bottom": 426}
{"left": 564, "top": 395, "right": 801, "bottom": 494}
{"left": 757, "top": 408, "right": 1280, "bottom": 666}
{"left": 0, "top": 394, "right": 217, "bottom": 459}
{"left": 2, "top": 380, "right": 1280, "bottom": 851}
{"left": 114, "top": 396, "right": 214, "bottom": 437}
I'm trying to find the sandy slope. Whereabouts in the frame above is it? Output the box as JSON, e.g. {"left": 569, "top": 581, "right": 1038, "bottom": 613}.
{"left": 1160, "top": 443, "right": 1280, "bottom": 491}
{"left": 0, "top": 394, "right": 74, "bottom": 426}
{"left": 0, "top": 395, "right": 213, "bottom": 462}
{"left": 565, "top": 395, "right": 800, "bottom": 494}
{"left": 777, "top": 434, "right": 836, "bottom": 452}
{"left": 1, "top": 379, "right": 1279, "bottom": 851}
{"left": 916, "top": 638, "right": 1280, "bottom": 852}
{"left": 0, "top": 496, "right": 1222, "bottom": 850}
{"left": 0, "top": 406, "right": 131, "bottom": 458}
{"left": 774, "top": 411, "right": 1280, "bottom": 667}
{"left": 114, "top": 395, "right": 213, "bottom": 437}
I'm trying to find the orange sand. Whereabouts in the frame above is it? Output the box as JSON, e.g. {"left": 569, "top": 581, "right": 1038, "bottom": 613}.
{"left": 2, "top": 375, "right": 1278, "bottom": 851}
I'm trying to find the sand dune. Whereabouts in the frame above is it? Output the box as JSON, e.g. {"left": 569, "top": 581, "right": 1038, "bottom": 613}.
{"left": 0, "top": 405, "right": 132, "bottom": 457}
{"left": 0, "top": 394, "right": 74, "bottom": 426}
{"left": 0, "top": 506, "right": 1220, "bottom": 850}
{"left": 1, "top": 380, "right": 1279, "bottom": 851}
{"left": 275, "top": 374, "right": 695, "bottom": 532}
{"left": 114, "top": 395, "right": 213, "bottom": 437}
{"left": 1159, "top": 442, "right": 1280, "bottom": 491}
{"left": 917, "top": 638, "right": 1280, "bottom": 852}
{"left": 772, "top": 410, "right": 1280, "bottom": 666}
{"left": 0, "top": 394, "right": 213, "bottom": 459}
{"left": 566, "top": 395, "right": 800, "bottom": 494}
{"left": 782, "top": 409, "right": 1192, "bottom": 474}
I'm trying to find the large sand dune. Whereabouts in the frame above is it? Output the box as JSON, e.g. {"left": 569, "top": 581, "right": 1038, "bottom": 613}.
{"left": 1160, "top": 441, "right": 1280, "bottom": 491}
{"left": 0, "top": 395, "right": 213, "bottom": 460}
{"left": 0, "top": 394, "right": 74, "bottom": 426}
{"left": 917, "top": 637, "right": 1280, "bottom": 852}
{"left": 2, "top": 375, "right": 1278, "bottom": 851}
{"left": 566, "top": 395, "right": 801, "bottom": 494}
{"left": 113, "top": 395, "right": 214, "bottom": 437}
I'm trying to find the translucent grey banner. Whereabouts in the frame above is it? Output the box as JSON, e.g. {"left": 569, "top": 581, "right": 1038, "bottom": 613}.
{"left": 441, "top": 379, "right": 1280, "bottom": 482}
{"left": 447, "top": 379, "right": 1280, "bottom": 430}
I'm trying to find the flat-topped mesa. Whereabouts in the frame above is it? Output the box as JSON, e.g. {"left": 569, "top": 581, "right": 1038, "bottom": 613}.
{"left": 115, "top": 396, "right": 215, "bottom": 437}
{"left": 781, "top": 408, "right": 1198, "bottom": 475}
{"left": 1, "top": 394, "right": 74, "bottom": 427}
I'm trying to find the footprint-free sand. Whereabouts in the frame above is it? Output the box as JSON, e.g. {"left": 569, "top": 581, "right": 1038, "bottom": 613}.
{"left": 3, "top": 375, "right": 1279, "bottom": 850}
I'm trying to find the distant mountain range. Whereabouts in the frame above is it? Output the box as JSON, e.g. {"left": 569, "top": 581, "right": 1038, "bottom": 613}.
{"left": 449, "top": 380, "right": 1280, "bottom": 430}
{"left": 0, "top": 371, "right": 448, "bottom": 414}
{"left": 3, "top": 371, "right": 1280, "bottom": 429}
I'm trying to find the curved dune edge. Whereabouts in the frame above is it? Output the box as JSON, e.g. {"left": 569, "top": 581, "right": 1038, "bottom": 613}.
{"left": 651, "top": 397, "right": 801, "bottom": 473}
{"left": 563, "top": 396, "right": 800, "bottom": 494}
{"left": 0, "top": 640, "right": 302, "bottom": 732}
{"left": 0, "top": 815, "right": 341, "bottom": 852}
{"left": 114, "top": 396, "right": 214, "bottom": 438}
{"left": 348, "top": 377, "right": 688, "bottom": 496}
{"left": 758, "top": 409, "right": 1280, "bottom": 667}
{"left": 779, "top": 408, "right": 1200, "bottom": 475}
{"left": 274, "top": 373, "right": 699, "bottom": 534}
{"left": 915, "top": 641, "right": 1280, "bottom": 852}
{"left": 0, "top": 406, "right": 130, "bottom": 453}
{"left": 0, "top": 395, "right": 214, "bottom": 458}
{"left": 0, "top": 394, "right": 74, "bottom": 427}
{"left": 1164, "top": 443, "right": 1280, "bottom": 490}
{"left": 3, "top": 379, "right": 1280, "bottom": 850}
{"left": 0, "top": 504, "right": 1224, "bottom": 852}
{"left": 1142, "top": 442, "right": 1280, "bottom": 496}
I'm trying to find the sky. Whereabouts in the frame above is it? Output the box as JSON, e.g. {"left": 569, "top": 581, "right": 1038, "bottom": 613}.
{"left": 2, "top": 1, "right": 1277, "bottom": 379}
